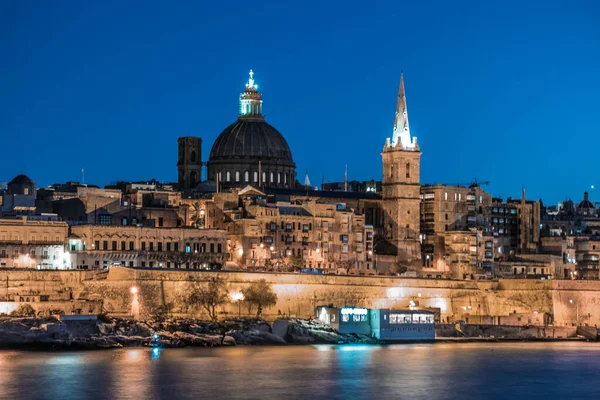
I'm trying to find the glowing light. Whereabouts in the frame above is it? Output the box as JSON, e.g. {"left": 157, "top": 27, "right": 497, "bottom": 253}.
{"left": 269, "top": 246, "right": 275, "bottom": 251}
{"left": 316, "top": 248, "right": 320, "bottom": 253}
{"left": 260, "top": 243, "right": 264, "bottom": 248}
{"left": 200, "top": 209, "right": 205, "bottom": 216}
{"left": 131, "top": 287, "right": 138, "bottom": 294}
{"left": 237, "top": 248, "right": 244, "bottom": 256}
{"left": 417, "top": 293, "right": 422, "bottom": 297}
{"left": 230, "top": 291, "right": 244, "bottom": 301}
{"left": 340, "top": 308, "right": 368, "bottom": 315}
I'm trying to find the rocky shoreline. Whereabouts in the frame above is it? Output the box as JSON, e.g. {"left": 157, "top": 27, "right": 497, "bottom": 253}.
{"left": 0, "top": 316, "right": 376, "bottom": 350}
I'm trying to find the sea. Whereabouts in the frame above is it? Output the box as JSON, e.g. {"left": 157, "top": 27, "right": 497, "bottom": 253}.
{"left": 1, "top": 342, "right": 599, "bottom": 399}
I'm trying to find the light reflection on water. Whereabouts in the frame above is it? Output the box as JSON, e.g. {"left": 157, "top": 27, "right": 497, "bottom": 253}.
{"left": 1, "top": 343, "right": 600, "bottom": 399}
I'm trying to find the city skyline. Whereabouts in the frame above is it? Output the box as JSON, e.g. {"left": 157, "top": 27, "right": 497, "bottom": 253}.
{"left": 1, "top": 1, "right": 599, "bottom": 204}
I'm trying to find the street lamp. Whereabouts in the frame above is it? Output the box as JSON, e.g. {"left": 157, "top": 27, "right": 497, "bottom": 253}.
{"left": 230, "top": 291, "right": 244, "bottom": 318}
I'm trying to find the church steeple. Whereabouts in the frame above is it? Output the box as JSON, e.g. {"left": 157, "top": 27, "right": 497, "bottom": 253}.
{"left": 239, "top": 69, "right": 263, "bottom": 120}
{"left": 389, "top": 73, "right": 417, "bottom": 149}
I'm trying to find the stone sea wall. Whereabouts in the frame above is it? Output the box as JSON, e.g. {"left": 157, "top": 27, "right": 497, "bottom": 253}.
{"left": 1, "top": 267, "right": 599, "bottom": 326}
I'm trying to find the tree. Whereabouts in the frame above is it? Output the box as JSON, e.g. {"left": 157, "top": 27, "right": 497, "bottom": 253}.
{"left": 10, "top": 304, "right": 36, "bottom": 317}
{"left": 187, "top": 277, "right": 229, "bottom": 322}
{"left": 242, "top": 279, "right": 278, "bottom": 318}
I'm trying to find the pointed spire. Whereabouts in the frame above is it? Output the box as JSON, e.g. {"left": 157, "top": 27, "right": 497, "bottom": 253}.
{"left": 303, "top": 169, "right": 311, "bottom": 187}
{"left": 390, "top": 72, "right": 416, "bottom": 149}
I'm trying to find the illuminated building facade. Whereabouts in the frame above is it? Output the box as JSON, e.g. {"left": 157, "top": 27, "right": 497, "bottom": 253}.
{"left": 0, "top": 218, "right": 69, "bottom": 269}
{"left": 381, "top": 74, "right": 421, "bottom": 259}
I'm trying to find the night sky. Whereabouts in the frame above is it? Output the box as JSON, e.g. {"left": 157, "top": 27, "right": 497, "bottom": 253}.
{"left": 1, "top": 1, "right": 598, "bottom": 205}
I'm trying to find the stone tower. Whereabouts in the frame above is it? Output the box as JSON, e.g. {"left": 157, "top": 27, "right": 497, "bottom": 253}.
{"left": 177, "top": 136, "right": 202, "bottom": 190}
{"left": 381, "top": 74, "right": 422, "bottom": 259}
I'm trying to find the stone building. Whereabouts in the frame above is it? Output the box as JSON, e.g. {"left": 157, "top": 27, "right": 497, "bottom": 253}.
{"left": 207, "top": 70, "right": 296, "bottom": 190}
{"left": 177, "top": 137, "right": 202, "bottom": 190}
{"left": 69, "top": 225, "right": 228, "bottom": 270}
{"left": 1, "top": 174, "right": 37, "bottom": 215}
{"left": 381, "top": 74, "right": 421, "bottom": 260}
{"left": 220, "top": 186, "right": 374, "bottom": 272}
{"left": 0, "top": 217, "right": 68, "bottom": 269}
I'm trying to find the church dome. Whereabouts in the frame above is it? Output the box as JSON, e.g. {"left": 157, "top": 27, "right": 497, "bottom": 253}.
{"left": 209, "top": 119, "right": 294, "bottom": 164}
{"left": 206, "top": 70, "right": 296, "bottom": 190}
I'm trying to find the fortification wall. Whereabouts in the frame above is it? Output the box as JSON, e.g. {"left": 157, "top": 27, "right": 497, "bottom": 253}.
{"left": 2, "top": 268, "right": 600, "bottom": 326}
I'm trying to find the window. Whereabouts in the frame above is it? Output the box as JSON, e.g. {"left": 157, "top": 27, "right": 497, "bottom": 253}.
{"left": 210, "top": 243, "right": 215, "bottom": 253}
{"left": 129, "top": 241, "right": 134, "bottom": 251}
{"left": 262, "top": 172, "right": 266, "bottom": 184}
{"left": 185, "top": 243, "right": 191, "bottom": 253}
{"left": 158, "top": 217, "right": 163, "bottom": 227}
{"left": 158, "top": 242, "right": 163, "bottom": 252}
{"left": 270, "top": 172, "right": 274, "bottom": 183}
{"left": 405, "top": 163, "right": 410, "bottom": 178}
{"left": 217, "top": 243, "right": 222, "bottom": 253}
{"left": 235, "top": 171, "right": 240, "bottom": 182}
{"left": 245, "top": 171, "right": 249, "bottom": 182}
{"left": 167, "top": 242, "right": 171, "bottom": 251}
{"left": 24, "top": 187, "right": 30, "bottom": 195}
{"left": 278, "top": 172, "right": 281, "bottom": 184}
{"left": 99, "top": 215, "right": 112, "bottom": 225}
{"left": 95, "top": 240, "right": 100, "bottom": 250}
{"left": 190, "top": 151, "right": 196, "bottom": 163}
{"left": 121, "top": 241, "right": 126, "bottom": 251}
{"left": 253, "top": 171, "right": 258, "bottom": 182}
{"left": 226, "top": 171, "right": 231, "bottom": 182}
{"left": 103, "top": 241, "right": 108, "bottom": 250}
{"left": 141, "top": 242, "right": 146, "bottom": 251}
{"left": 444, "top": 192, "right": 448, "bottom": 201}
{"left": 390, "top": 165, "right": 394, "bottom": 179}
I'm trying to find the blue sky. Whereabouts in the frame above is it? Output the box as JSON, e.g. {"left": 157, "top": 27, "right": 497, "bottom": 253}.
{"left": 1, "top": 1, "right": 598, "bottom": 204}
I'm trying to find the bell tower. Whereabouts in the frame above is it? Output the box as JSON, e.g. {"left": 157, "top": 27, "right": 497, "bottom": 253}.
{"left": 381, "top": 74, "right": 421, "bottom": 259}
{"left": 177, "top": 136, "right": 202, "bottom": 190}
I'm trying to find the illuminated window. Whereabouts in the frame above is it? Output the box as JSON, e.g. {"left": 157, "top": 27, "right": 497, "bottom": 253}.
{"left": 245, "top": 171, "right": 249, "bottom": 182}
{"left": 253, "top": 171, "right": 258, "bottom": 182}
{"left": 445, "top": 192, "right": 448, "bottom": 201}
{"left": 278, "top": 172, "right": 281, "bottom": 184}
{"left": 262, "top": 172, "right": 266, "bottom": 184}
{"left": 226, "top": 171, "right": 231, "bottom": 182}
{"left": 270, "top": 172, "right": 274, "bottom": 183}
{"left": 235, "top": 171, "right": 240, "bottom": 182}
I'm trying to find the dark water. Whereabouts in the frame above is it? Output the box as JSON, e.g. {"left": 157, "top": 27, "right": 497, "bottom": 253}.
{"left": 1, "top": 343, "right": 600, "bottom": 399}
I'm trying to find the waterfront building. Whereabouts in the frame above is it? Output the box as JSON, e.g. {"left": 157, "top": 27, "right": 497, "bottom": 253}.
{"left": 68, "top": 225, "right": 228, "bottom": 269}
{"left": 316, "top": 306, "right": 435, "bottom": 341}
{"left": 0, "top": 217, "right": 68, "bottom": 269}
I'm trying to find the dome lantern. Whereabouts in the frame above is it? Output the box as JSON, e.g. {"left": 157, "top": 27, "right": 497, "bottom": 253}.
{"left": 239, "top": 69, "right": 263, "bottom": 119}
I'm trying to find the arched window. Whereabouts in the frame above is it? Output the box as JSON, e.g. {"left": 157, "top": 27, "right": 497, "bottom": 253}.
{"left": 284, "top": 173, "right": 288, "bottom": 185}
{"left": 245, "top": 171, "right": 249, "bottom": 182}
{"left": 262, "top": 172, "right": 266, "bottom": 184}
{"left": 191, "top": 151, "right": 196, "bottom": 163}
{"left": 270, "top": 172, "right": 274, "bottom": 183}
{"left": 235, "top": 171, "right": 240, "bottom": 182}
{"left": 278, "top": 172, "right": 281, "bottom": 184}
{"left": 253, "top": 171, "right": 258, "bottom": 182}
{"left": 406, "top": 163, "right": 410, "bottom": 178}
{"left": 226, "top": 171, "right": 231, "bottom": 182}
{"left": 190, "top": 171, "right": 197, "bottom": 186}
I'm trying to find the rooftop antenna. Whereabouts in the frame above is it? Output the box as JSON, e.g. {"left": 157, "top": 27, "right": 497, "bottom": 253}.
{"left": 344, "top": 165, "right": 348, "bottom": 192}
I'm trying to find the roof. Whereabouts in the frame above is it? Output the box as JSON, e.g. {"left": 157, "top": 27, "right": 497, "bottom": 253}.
{"left": 9, "top": 174, "right": 34, "bottom": 185}
{"left": 264, "top": 187, "right": 382, "bottom": 201}
{"left": 278, "top": 206, "right": 312, "bottom": 217}
{"left": 209, "top": 119, "right": 294, "bottom": 164}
